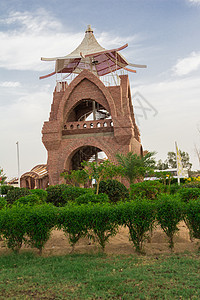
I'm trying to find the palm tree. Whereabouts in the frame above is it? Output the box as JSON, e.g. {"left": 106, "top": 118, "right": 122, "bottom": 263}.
{"left": 116, "top": 151, "right": 156, "bottom": 185}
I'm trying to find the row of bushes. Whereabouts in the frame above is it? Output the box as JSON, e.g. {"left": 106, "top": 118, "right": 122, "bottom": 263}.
{"left": 0, "top": 195, "right": 200, "bottom": 254}
{"left": 1, "top": 180, "right": 200, "bottom": 208}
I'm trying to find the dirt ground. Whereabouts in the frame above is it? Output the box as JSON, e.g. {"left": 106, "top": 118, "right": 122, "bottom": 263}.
{"left": 0, "top": 222, "right": 199, "bottom": 256}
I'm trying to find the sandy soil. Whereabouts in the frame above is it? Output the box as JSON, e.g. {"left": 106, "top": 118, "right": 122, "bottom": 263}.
{"left": 0, "top": 222, "right": 199, "bottom": 256}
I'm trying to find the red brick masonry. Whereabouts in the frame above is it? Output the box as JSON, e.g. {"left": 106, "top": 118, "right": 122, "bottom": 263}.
{"left": 42, "top": 70, "right": 142, "bottom": 185}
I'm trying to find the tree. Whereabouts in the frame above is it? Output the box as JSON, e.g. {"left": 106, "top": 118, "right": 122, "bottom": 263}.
{"left": 0, "top": 168, "right": 7, "bottom": 185}
{"left": 156, "top": 150, "right": 192, "bottom": 170}
{"left": 61, "top": 169, "right": 88, "bottom": 187}
{"left": 116, "top": 151, "right": 156, "bottom": 185}
{"left": 82, "top": 160, "right": 123, "bottom": 195}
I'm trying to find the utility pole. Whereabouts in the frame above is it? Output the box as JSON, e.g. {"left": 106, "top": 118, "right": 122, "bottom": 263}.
{"left": 16, "top": 141, "right": 20, "bottom": 187}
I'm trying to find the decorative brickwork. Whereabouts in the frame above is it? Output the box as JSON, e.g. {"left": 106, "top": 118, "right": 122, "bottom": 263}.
{"left": 42, "top": 69, "right": 142, "bottom": 185}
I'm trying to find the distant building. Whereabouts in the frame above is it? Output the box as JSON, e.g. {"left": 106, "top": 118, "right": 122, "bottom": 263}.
{"left": 20, "top": 164, "right": 48, "bottom": 189}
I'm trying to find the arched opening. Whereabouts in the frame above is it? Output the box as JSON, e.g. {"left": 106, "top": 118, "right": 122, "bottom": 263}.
{"left": 68, "top": 145, "right": 108, "bottom": 171}
{"left": 66, "top": 99, "right": 111, "bottom": 123}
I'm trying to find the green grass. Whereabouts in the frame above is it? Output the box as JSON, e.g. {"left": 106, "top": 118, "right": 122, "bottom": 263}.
{"left": 0, "top": 252, "right": 199, "bottom": 299}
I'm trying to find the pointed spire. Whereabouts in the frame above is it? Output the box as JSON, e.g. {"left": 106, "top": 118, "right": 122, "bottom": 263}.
{"left": 85, "top": 25, "right": 93, "bottom": 33}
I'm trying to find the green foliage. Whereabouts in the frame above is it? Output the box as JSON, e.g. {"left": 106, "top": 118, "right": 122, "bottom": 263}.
{"left": 57, "top": 204, "right": 89, "bottom": 251}
{"left": 169, "top": 183, "right": 182, "bottom": 195}
{"left": 46, "top": 184, "right": 68, "bottom": 206}
{"left": 0, "top": 197, "right": 7, "bottom": 210}
{"left": 82, "top": 160, "right": 123, "bottom": 194}
{"left": 13, "top": 194, "right": 42, "bottom": 207}
{"left": 156, "top": 194, "right": 184, "bottom": 250}
{"left": 116, "top": 151, "right": 156, "bottom": 185}
{"left": 61, "top": 169, "right": 88, "bottom": 187}
{"left": 62, "top": 186, "right": 92, "bottom": 203}
{"left": 130, "top": 180, "right": 164, "bottom": 200}
{"left": 0, "top": 168, "right": 7, "bottom": 185}
{"left": 87, "top": 203, "right": 118, "bottom": 250}
{"left": 178, "top": 188, "right": 200, "bottom": 203}
{"left": 98, "top": 179, "right": 129, "bottom": 203}
{"left": 6, "top": 187, "right": 31, "bottom": 205}
{"left": 157, "top": 151, "right": 192, "bottom": 170}
{"left": 25, "top": 204, "right": 57, "bottom": 254}
{"left": 0, "top": 185, "right": 14, "bottom": 195}
{"left": 75, "top": 193, "right": 109, "bottom": 205}
{"left": 183, "top": 182, "right": 200, "bottom": 189}
{"left": 116, "top": 200, "right": 156, "bottom": 253}
{"left": 185, "top": 199, "right": 200, "bottom": 239}
{"left": 0, "top": 206, "right": 28, "bottom": 253}
{"left": 30, "top": 189, "right": 47, "bottom": 202}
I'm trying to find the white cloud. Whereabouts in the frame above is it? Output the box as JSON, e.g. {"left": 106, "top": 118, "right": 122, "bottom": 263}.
{"left": 173, "top": 52, "right": 200, "bottom": 76}
{"left": 0, "top": 81, "right": 21, "bottom": 87}
{"left": 0, "top": 10, "right": 139, "bottom": 72}
{"left": 187, "top": 0, "right": 200, "bottom": 5}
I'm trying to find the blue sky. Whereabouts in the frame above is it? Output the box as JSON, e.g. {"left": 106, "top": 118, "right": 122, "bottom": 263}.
{"left": 0, "top": 0, "right": 200, "bottom": 179}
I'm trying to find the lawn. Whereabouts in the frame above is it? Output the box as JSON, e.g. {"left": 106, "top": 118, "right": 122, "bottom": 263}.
{"left": 0, "top": 252, "right": 199, "bottom": 299}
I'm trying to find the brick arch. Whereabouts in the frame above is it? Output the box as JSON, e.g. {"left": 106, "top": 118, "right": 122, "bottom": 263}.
{"left": 58, "top": 137, "right": 117, "bottom": 172}
{"left": 57, "top": 69, "right": 117, "bottom": 124}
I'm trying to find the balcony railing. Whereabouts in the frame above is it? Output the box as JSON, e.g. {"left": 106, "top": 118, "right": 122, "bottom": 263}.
{"left": 62, "top": 119, "right": 114, "bottom": 136}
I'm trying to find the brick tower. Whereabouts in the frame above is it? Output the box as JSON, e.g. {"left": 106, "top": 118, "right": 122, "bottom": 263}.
{"left": 41, "top": 26, "right": 146, "bottom": 185}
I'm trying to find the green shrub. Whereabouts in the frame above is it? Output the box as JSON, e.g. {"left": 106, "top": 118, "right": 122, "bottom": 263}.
{"left": 62, "top": 186, "right": 92, "bottom": 203}
{"left": 13, "top": 194, "right": 42, "bottom": 207}
{"left": 183, "top": 182, "right": 200, "bottom": 189}
{"left": 116, "top": 200, "right": 156, "bottom": 253}
{"left": 0, "top": 197, "right": 7, "bottom": 210}
{"left": 6, "top": 187, "right": 31, "bottom": 205}
{"left": 30, "top": 189, "right": 47, "bottom": 202}
{"left": 156, "top": 194, "right": 184, "bottom": 250}
{"left": 130, "top": 180, "right": 164, "bottom": 200}
{"left": 185, "top": 199, "right": 200, "bottom": 240}
{"left": 169, "top": 184, "right": 182, "bottom": 195}
{"left": 25, "top": 204, "right": 58, "bottom": 254}
{"left": 0, "top": 185, "right": 14, "bottom": 195}
{"left": 98, "top": 180, "right": 129, "bottom": 203}
{"left": 46, "top": 184, "right": 69, "bottom": 206}
{"left": 0, "top": 206, "right": 28, "bottom": 253}
{"left": 87, "top": 203, "right": 119, "bottom": 250}
{"left": 57, "top": 204, "right": 89, "bottom": 251}
{"left": 178, "top": 188, "right": 200, "bottom": 203}
{"left": 75, "top": 193, "right": 109, "bottom": 205}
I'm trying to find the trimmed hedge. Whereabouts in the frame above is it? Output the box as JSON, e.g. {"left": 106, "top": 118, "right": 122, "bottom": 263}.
{"left": 75, "top": 193, "right": 109, "bottom": 205}
{"left": 156, "top": 194, "right": 184, "bottom": 250}
{"left": 178, "top": 188, "right": 200, "bottom": 203}
{"left": 13, "top": 194, "right": 43, "bottom": 207}
{"left": 1, "top": 193, "right": 200, "bottom": 255}
{"left": 116, "top": 200, "right": 156, "bottom": 252}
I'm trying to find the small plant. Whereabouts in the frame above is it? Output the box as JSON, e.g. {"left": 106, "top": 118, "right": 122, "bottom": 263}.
{"left": 98, "top": 179, "right": 129, "bottom": 203}
{"left": 0, "top": 206, "right": 28, "bottom": 253}
{"left": 57, "top": 204, "right": 89, "bottom": 252}
{"left": 0, "top": 185, "right": 14, "bottom": 195}
{"left": 185, "top": 199, "right": 200, "bottom": 240}
{"left": 25, "top": 204, "right": 57, "bottom": 255}
{"left": 87, "top": 203, "right": 118, "bottom": 251}
{"left": 156, "top": 194, "right": 184, "bottom": 250}
{"left": 116, "top": 200, "right": 156, "bottom": 253}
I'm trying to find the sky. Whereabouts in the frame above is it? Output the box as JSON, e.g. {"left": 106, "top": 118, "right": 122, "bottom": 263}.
{"left": 0, "top": 0, "right": 200, "bottom": 180}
